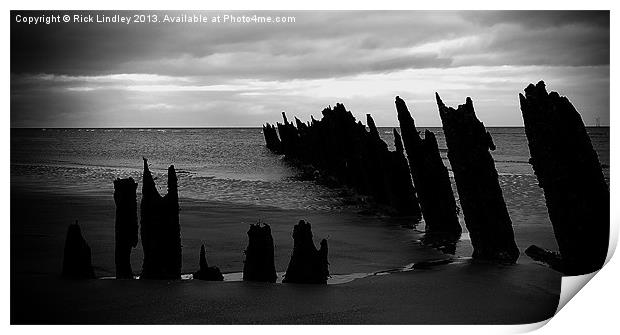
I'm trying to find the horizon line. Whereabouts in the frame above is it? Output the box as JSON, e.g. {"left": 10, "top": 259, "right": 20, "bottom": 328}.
{"left": 10, "top": 125, "right": 610, "bottom": 129}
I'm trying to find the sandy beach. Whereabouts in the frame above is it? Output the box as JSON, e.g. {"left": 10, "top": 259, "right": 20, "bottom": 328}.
{"left": 11, "top": 183, "right": 562, "bottom": 324}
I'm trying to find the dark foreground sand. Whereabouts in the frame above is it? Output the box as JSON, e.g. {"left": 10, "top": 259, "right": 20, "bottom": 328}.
{"left": 12, "top": 261, "right": 559, "bottom": 324}
{"left": 11, "top": 185, "right": 561, "bottom": 324}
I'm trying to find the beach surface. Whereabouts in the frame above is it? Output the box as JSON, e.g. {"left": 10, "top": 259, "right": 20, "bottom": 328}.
{"left": 11, "top": 184, "right": 562, "bottom": 324}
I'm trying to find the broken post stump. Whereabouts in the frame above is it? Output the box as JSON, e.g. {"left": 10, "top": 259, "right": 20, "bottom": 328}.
{"left": 113, "top": 177, "right": 138, "bottom": 279}
{"left": 437, "top": 94, "right": 519, "bottom": 263}
{"left": 62, "top": 221, "right": 95, "bottom": 279}
{"left": 193, "top": 244, "right": 223, "bottom": 281}
{"left": 283, "top": 220, "right": 329, "bottom": 284}
{"left": 140, "top": 158, "right": 182, "bottom": 279}
{"left": 394, "top": 96, "right": 461, "bottom": 235}
{"left": 243, "top": 223, "right": 277, "bottom": 283}
{"left": 519, "top": 81, "right": 609, "bottom": 275}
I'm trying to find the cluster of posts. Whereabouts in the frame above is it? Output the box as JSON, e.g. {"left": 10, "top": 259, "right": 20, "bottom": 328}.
{"left": 243, "top": 220, "right": 329, "bottom": 284}
{"left": 62, "top": 158, "right": 184, "bottom": 280}
{"left": 263, "top": 81, "right": 609, "bottom": 274}
{"left": 62, "top": 158, "right": 330, "bottom": 283}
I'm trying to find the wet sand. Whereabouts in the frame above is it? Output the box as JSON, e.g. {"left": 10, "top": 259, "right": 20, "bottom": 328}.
{"left": 11, "top": 179, "right": 562, "bottom": 324}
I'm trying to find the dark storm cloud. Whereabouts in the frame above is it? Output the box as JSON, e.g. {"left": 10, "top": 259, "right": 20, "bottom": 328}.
{"left": 11, "top": 11, "right": 465, "bottom": 77}
{"left": 10, "top": 10, "right": 610, "bottom": 127}
{"left": 12, "top": 10, "right": 609, "bottom": 78}
{"left": 462, "top": 10, "right": 609, "bottom": 28}
{"left": 455, "top": 11, "right": 609, "bottom": 67}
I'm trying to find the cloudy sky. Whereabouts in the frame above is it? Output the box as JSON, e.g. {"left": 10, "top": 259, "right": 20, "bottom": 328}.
{"left": 11, "top": 10, "right": 609, "bottom": 127}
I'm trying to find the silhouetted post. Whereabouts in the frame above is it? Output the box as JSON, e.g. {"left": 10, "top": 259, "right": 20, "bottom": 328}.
{"left": 140, "top": 158, "right": 158, "bottom": 279}
{"left": 283, "top": 220, "right": 329, "bottom": 284}
{"left": 262, "top": 123, "right": 282, "bottom": 153}
{"left": 437, "top": 94, "right": 519, "bottom": 263}
{"left": 519, "top": 81, "right": 609, "bottom": 275}
{"left": 140, "top": 158, "right": 182, "bottom": 279}
{"left": 394, "top": 96, "right": 461, "bottom": 235}
{"left": 113, "top": 177, "right": 138, "bottom": 279}
{"left": 277, "top": 112, "right": 301, "bottom": 156}
{"left": 193, "top": 244, "right": 223, "bottom": 281}
{"left": 62, "top": 221, "right": 95, "bottom": 279}
{"left": 390, "top": 129, "right": 422, "bottom": 217}
{"left": 365, "top": 114, "right": 392, "bottom": 205}
{"left": 243, "top": 223, "right": 277, "bottom": 282}
{"left": 165, "top": 164, "right": 182, "bottom": 276}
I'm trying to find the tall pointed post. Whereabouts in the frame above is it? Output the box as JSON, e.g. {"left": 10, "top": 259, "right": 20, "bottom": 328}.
{"left": 437, "top": 94, "right": 519, "bottom": 263}
{"left": 389, "top": 129, "right": 422, "bottom": 217}
{"left": 394, "top": 96, "right": 461, "bottom": 235}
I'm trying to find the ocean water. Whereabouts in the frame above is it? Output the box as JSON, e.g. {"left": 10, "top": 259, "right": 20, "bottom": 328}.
{"left": 10, "top": 127, "right": 610, "bottom": 212}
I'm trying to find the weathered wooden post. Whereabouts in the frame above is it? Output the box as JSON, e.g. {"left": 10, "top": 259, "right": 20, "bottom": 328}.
{"left": 113, "top": 177, "right": 138, "bottom": 278}
{"left": 519, "top": 81, "right": 609, "bottom": 274}
{"left": 62, "top": 221, "right": 95, "bottom": 279}
{"left": 140, "top": 158, "right": 182, "bottom": 279}
{"left": 193, "top": 244, "right": 223, "bottom": 281}
{"left": 283, "top": 220, "right": 329, "bottom": 284}
{"left": 389, "top": 129, "right": 422, "bottom": 217}
{"left": 262, "top": 123, "right": 282, "bottom": 153}
{"left": 394, "top": 96, "right": 461, "bottom": 235}
{"left": 437, "top": 94, "right": 519, "bottom": 263}
{"left": 243, "top": 223, "right": 277, "bottom": 283}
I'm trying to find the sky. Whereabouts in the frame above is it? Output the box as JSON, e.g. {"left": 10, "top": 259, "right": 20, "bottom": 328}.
{"left": 10, "top": 10, "right": 610, "bottom": 128}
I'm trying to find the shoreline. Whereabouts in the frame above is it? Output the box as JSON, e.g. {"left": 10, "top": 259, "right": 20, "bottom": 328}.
{"left": 11, "top": 185, "right": 446, "bottom": 276}
{"left": 11, "top": 183, "right": 561, "bottom": 274}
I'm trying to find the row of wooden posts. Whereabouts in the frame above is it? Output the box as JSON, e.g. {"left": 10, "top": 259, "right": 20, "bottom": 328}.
{"left": 60, "top": 80, "right": 609, "bottom": 279}
{"left": 263, "top": 81, "right": 609, "bottom": 275}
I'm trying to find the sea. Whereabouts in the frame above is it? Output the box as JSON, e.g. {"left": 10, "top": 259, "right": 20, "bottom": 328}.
{"left": 10, "top": 127, "right": 610, "bottom": 213}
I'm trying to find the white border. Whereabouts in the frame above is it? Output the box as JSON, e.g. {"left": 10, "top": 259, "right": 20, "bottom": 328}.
{"left": 3, "top": 1, "right": 617, "bottom": 334}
